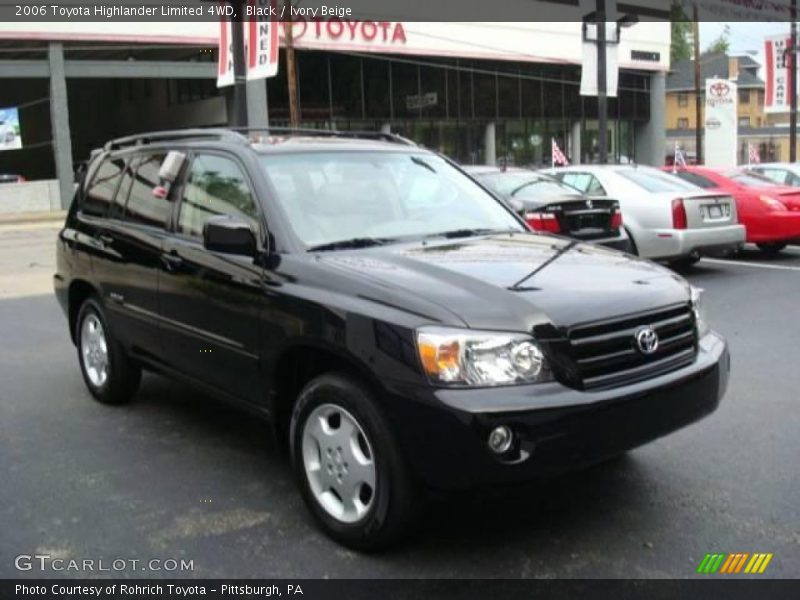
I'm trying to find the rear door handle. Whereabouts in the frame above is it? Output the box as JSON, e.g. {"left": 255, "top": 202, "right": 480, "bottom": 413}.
{"left": 161, "top": 252, "right": 184, "bottom": 271}
{"left": 98, "top": 234, "right": 114, "bottom": 246}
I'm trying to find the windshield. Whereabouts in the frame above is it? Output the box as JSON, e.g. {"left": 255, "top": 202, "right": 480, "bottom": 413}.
{"left": 260, "top": 152, "right": 524, "bottom": 249}
{"left": 478, "top": 172, "right": 581, "bottom": 198}
{"left": 617, "top": 167, "right": 701, "bottom": 193}
{"left": 725, "top": 171, "right": 781, "bottom": 187}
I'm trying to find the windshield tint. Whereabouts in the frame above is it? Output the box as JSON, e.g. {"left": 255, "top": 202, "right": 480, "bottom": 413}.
{"left": 260, "top": 152, "right": 524, "bottom": 248}
{"left": 478, "top": 172, "right": 581, "bottom": 197}
{"left": 617, "top": 168, "right": 701, "bottom": 193}
{"left": 726, "top": 171, "right": 780, "bottom": 187}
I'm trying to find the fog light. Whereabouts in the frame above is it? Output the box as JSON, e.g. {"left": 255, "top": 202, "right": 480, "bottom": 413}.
{"left": 488, "top": 425, "right": 514, "bottom": 454}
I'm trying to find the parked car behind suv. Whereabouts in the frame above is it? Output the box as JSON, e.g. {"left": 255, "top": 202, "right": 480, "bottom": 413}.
{"left": 546, "top": 165, "right": 746, "bottom": 267}
{"left": 55, "top": 129, "right": 730, "bottom": 550}
{"left": 463, "top": 166, "right": 631, "bottom": 252}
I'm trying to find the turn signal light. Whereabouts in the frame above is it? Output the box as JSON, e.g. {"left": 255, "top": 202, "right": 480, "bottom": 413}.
{"left": 610, "top": 210, "right": 623, "bottom": 230}
{"left": 672, "top": 198, "right": 688, "bottom": 230}
{"left": 525, "top": 212, "right": 561, "bottom": 233}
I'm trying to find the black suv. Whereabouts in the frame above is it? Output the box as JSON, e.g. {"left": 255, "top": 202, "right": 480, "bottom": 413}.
{"left": 55, "top": 128, "right": 730, "bottom": 549}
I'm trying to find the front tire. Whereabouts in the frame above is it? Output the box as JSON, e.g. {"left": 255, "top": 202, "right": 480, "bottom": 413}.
{"left": 76, "top": 297, "right": 141, "bottom": 405}
{"left": 290, "top": 373, "right": 418, "bottom": 551}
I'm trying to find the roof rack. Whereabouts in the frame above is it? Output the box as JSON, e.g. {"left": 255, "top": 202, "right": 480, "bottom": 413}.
{"left": 103, "top": 126, "right": 416, "bottom": 152}
{"left": 104, "top": 129, "right": 247, "bottom": 151}
{"left": 231, "top": 127, "right": 417, "bottom": 146}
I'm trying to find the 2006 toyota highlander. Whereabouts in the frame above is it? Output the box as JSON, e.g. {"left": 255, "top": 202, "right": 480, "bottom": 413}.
{"left": 55, "top": 128, "right": 730, "bottom": 550}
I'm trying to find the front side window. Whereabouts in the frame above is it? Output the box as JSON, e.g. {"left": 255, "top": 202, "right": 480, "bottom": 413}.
{"left": 726, "top": 171, "right": 780, "bottom": 188}
{"left": 260, "top": 152, "right": 523, "bottom": 248}
{"left": 124, "top": 153, "right": 171, "bottom": 228}
{"left": 179, "top": 154, "right": 259, "bottom": 238}
{"left": 756, "top": 168, "right": 790, "bottom": 185}
{"left": 83, "top": 157, "right": 125, "bottom": 217}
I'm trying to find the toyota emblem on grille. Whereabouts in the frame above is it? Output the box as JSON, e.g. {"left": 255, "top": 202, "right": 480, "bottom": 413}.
{"left": 635, "top": 326, "right": 659, "bottom": 355}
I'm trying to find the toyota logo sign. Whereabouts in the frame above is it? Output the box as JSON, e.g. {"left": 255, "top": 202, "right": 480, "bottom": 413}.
{"left": 709, "top": 81, "right": 730, "bottom": 98}
{"left": 635, "top": 326, "right": 659, "bottom": 355}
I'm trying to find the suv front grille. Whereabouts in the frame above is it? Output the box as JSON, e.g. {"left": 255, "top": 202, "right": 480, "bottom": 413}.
{"left": 552, "top": 304, "right": 698, "bottom": 390}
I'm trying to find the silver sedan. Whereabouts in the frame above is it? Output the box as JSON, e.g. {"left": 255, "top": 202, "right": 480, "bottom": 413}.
{"left": 545, "top": 165, "right": 746, "bottom": 265}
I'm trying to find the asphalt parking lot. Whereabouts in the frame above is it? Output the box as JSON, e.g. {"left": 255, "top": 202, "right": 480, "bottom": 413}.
{"left": 1, "top": 224, "right": 798, "bottom": 579}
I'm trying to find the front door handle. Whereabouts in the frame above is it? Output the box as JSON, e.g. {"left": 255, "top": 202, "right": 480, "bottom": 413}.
{"left": 161, "top": 252, "right": 184, "bottom": 271}
{"left": 98, "top": 234, "right": 114, "bottom": 246}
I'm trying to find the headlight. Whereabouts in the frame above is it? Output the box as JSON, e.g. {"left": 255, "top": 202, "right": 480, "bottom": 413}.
{"left": 690, "top": 286, "right": 710, "bottom": 338}
{"left": 416, "top": 327, "right": 553, "bottom": 386}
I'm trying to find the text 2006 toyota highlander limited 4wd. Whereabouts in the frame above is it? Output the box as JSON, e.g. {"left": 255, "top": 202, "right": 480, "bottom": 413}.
{"left": 54, "top": 129, "right": 730, "bottom": 549}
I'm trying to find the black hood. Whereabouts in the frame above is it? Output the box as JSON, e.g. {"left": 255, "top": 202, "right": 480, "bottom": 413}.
{"left": 320, "top": 233, "right": 690, "bottom": 332}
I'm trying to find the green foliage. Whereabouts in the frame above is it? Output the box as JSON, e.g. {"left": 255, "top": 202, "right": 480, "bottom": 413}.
{"left": 704, "top": 25, "right": 731, "bottom": 55}
{"left": 670, "top": 2, "right": 692, "bottom": 64}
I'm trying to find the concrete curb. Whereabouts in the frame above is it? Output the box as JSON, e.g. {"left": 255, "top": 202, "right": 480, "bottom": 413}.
{"left": 0, "top": 210, "right": 66, "bottom": 226}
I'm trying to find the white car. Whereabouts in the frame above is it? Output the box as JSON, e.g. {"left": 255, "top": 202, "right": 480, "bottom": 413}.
{"left": 545, "top": 165, "right": 746, "bottom": 265}
{"left": 747, "top": 162, "right": 800, "bottom": 187}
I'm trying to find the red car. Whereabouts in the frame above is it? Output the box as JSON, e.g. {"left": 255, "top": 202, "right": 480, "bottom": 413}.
{"left": 663, "top": 166, "right": 800, "bottom": 254}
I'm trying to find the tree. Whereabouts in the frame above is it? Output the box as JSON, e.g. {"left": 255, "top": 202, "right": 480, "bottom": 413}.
{"left": 670, "top": 3, "right": 692, "bottom": 64}
{"left": 704, "top": 26, "right": 731, "bottom": 55}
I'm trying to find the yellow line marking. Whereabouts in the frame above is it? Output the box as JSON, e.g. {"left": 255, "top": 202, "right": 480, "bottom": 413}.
{"left": 750, "top": 554, "right": 766, "bottom": 573}
{"left": 744, "top": 554, "right": 759, "bottom": 573}
{"left": 758, "top": 554, "right": 773, "bottom": 574}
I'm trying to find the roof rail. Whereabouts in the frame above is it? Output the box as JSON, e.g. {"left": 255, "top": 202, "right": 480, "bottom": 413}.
{"left": 102, "top": 126, "right": 417, "bottom": 152}
{"left": 230, "top": 126, "right": 418, "bottom": 146}
{"left": 103, "top": 129, "right": 248, "bottom": 151}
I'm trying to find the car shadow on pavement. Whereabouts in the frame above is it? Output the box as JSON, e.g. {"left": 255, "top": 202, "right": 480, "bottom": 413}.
{"left": 134, "top": 371, "right": 659, "bottom": 556}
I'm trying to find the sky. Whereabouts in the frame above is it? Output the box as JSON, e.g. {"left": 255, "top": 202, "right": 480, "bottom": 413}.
{"left": 698, "top": 22, "right": 792, "bottom": 77}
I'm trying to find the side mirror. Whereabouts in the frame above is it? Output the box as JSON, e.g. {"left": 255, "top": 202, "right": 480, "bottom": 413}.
{"left": 203, "top": 215, "right": 257, "bottom": 257}
{"left": 158, "top": 151, "right": 186, "bottom": 183}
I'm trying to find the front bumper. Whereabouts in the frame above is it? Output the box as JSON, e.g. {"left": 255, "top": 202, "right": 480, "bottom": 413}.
{"left": 387, "top": 332, "right": 729, "bottom": 490}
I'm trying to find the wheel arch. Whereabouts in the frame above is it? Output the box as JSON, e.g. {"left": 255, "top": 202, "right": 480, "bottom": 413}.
{"left": 67, "top": 279, "right": 100, "bottom": 345}
{"left": 269, "top": 341, "right": 385, "bottom": 446}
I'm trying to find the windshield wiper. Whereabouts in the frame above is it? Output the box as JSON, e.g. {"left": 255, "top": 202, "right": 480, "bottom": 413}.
{"left": 308, "top": 237, "right": 395, "bottom": 252}
{"left": 410, "top": 156, "right": 437, "bottom": 173}
{"left": 425, "top": 228, "right": 516, "bottom": 240}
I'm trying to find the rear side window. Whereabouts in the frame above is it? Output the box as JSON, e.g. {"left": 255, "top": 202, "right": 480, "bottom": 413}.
{"left": 124, "top": 153, "right": 170, "bottom": 228}
{"left": 178, "top": 154, "right": 259, "bottom": 238}
{"left": 559, "top": 173, "right": 606, "bottom": 195}
{"left": 673, "top": 171, "right": 716, "bottom": 189}
{"left": 83, "top": 158, "right": 125, "bottom": 217}
{"left": 617, "top": 168, "right": 699, "bottom": 193}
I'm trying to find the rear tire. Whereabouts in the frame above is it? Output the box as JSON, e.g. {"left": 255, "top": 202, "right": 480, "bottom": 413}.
{"left": 290, "top": 373, "right": 419, "bottom": 551}
{"left": 669, "top": 252, "right": 701, "bottom": 269}
{"left": 757, "top": 242, "right": 787, "bottom": 255}
{"left": 76, "top": 297, "right": 141, "bottom": 405}
{"left": 624, "top": 228, "right": 639, "bottom": 256}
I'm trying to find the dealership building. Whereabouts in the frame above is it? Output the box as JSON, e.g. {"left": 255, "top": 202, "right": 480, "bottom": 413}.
{"left": 0, "top": 20, "right": 670, "bottom": 210}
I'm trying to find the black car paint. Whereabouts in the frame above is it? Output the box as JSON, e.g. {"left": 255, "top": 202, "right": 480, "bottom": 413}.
{"left": 55, "top": 137, "right": 729, "bottom": 490}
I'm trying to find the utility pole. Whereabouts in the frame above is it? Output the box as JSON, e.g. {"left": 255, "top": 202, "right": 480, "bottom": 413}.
{"left": 284, "top": 1, "right": 300, "bottom": 128}
{"left": 229, "top": 0, "right": 248, "bottom": 127}
{"left": 791, "top": 0, "right": 797, "bottom": 162}
{"left": 692, "top": 4, "right": 702, "bottom": 164}
{"left": 596, "top": 0, "right": 608, "bottom": 164}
